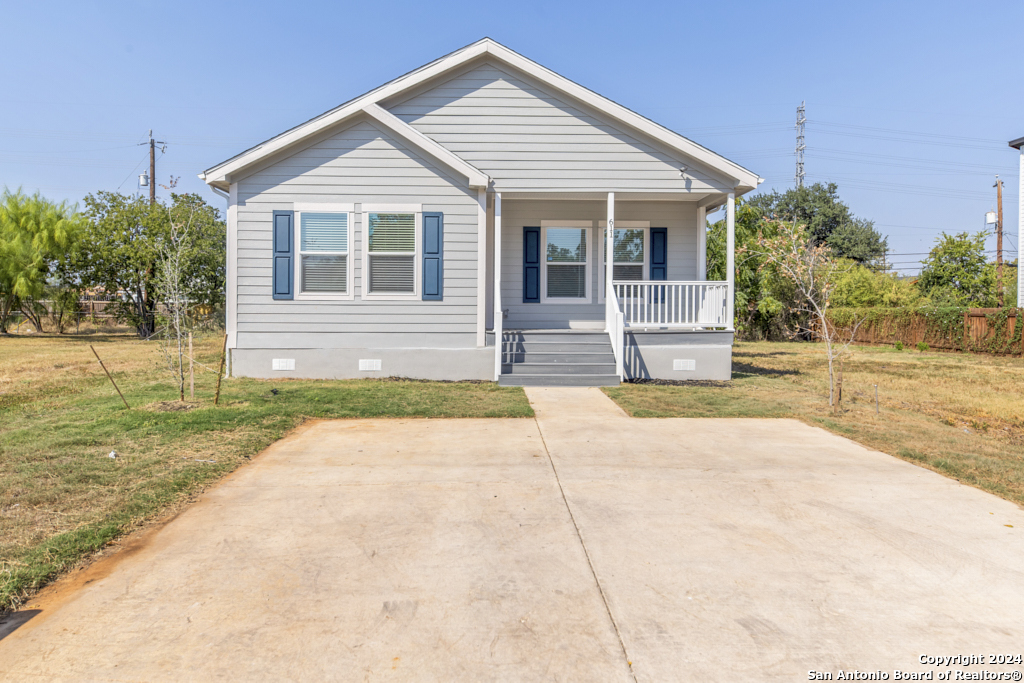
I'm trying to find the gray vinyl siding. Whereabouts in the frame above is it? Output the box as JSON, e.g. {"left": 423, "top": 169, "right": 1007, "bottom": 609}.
{"left": 233, "top": 117, "right": 479, "bottom": 349}
{"left": 499, "top": 200, "right": 699, "bottom": 329}
{"left": 386, "top": 60, "right": 733, "bottom": 194}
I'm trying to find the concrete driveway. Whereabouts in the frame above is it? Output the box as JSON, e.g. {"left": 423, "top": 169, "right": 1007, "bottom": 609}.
{"left": 1, "top": 388, "right": 1023, "bottom": 682}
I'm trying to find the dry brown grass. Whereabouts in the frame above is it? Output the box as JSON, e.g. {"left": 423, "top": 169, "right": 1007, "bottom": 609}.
{"left": 607, "top": 341, "right": 1024, "bottom": 507}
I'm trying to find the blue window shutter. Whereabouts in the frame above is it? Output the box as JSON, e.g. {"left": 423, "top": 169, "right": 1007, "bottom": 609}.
{"left": 650, "top": 227, "right": 667, "bottom": 303}
{"left": 650, "top": 228, "right": 667, "bottom": 281}
{"left": 272, "top": 210, "right": 294, "bottom": 300}
{"left": 523, "top": 226, "right": 540, "bottom": 303}
{"left": 422, "top": 212, "right": 443, "bottom": 300}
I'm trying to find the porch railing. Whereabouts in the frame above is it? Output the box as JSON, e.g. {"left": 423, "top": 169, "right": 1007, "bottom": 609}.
{"left": 613, "top": 280, "right": 730, "bottom": 328}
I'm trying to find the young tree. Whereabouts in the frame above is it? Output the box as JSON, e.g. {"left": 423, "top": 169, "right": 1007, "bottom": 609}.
{"left": 918, "top": 231, "right": 997, "bottom": 307}
{"left": 0, "top": 189, "right": 83, "bottom": 334}
{"left": 156, "top": 204, "right": 197, "bottom": 401}
{"left": 745, "top": 220, "right": 860, "bottom": 408}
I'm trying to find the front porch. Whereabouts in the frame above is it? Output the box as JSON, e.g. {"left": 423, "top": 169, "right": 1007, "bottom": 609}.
{"left": 488, "top": 191, "right": 737, "bottom": 384}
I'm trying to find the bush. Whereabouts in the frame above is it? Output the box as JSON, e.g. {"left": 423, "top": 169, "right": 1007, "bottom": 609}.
{"left": 895, "top": 341, "right": 904, "bottom": 351}
{"left": 916, "top": 341, "right": 929, "bottom": 352}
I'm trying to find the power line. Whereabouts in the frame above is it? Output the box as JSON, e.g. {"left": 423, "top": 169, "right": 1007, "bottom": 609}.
{"left": 115, "top": 153, "right": 152, "bottom": 191}
{"left": 807, "top": 128, "right": 1007, "bottom": 152}
{"left": 811, "top": 120, "right": 1006, "bottom": 145}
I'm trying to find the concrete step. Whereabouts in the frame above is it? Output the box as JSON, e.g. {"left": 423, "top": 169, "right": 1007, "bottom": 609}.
{"left": 504, "top": 341, "right": 612, "bottom": 353}
{"left": 504, "top": 352, "right": 615, "bottom": 364}
{"left": 502, "top": 332, "right": 610, "bottom": 344}
{"left": 498, "top": 373, "right": 621, "bottom": 387}
{"left": 504, "top": 362, "right": 617, "bottom": 375}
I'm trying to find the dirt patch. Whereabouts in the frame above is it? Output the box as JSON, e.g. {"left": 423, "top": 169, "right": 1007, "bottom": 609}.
{"left": 144, "top": 400, "right": 199, "bottom": 413}
{"left": 625, "top": 378, "right": 732, "bottom": 388}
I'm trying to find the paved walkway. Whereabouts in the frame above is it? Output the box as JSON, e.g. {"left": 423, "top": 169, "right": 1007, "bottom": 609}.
{"left": 1, "top": 389, "right": 1022, "bottom": 681}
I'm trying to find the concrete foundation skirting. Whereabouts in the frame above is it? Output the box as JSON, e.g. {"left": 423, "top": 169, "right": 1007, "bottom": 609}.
{"left": 624, "top": 330, "right": 733, "bottom": 380}
{"left": 231, "top": 347, "right": 494, "bottom": 380}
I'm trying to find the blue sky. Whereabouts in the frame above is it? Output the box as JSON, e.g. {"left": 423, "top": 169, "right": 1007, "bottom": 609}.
{"left": 2, "top": 0, "right": 1021, "bottom": 273}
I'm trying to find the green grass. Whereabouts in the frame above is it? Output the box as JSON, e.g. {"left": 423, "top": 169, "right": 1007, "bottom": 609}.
{"left": 0, "top": 332, "right": 531, "bottom": 611}
{"left": 606, "top": 340, "right": 1024, "bottom": 509}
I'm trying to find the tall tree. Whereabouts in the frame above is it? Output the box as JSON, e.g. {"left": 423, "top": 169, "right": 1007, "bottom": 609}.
{"left": 76, "top": 192, "right": 225, "bottom": 338}
{"left": 0, "top": 189, "right": 83, "bottom": 333}
{"left": 748, "top": 182, "right": 887, "bottom": 264}
{"left": 918, "top": 231, "right": 997, "bottom": 307}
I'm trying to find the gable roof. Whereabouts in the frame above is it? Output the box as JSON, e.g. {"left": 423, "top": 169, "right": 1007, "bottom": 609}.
{"left": 200, "top": 38, "right": 761, "bottom": 193}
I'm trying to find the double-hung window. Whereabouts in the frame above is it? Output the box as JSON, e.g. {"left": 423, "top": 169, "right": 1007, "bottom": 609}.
{"left": 295, "top": 205, "right": 353, "bottom": 299}
{"left": 541, "top": 223, "right": 591, "bottom": 302}
{"left": 362, "top": 205, "right": 420, "bottom": 299}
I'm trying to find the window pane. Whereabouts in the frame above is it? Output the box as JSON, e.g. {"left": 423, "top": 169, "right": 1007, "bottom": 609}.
{"left": 613, "top": 264, "right": 643, "bottom": 281}
{"left": 301, "top": 213, "right": 347, "bottom": 252}
{"left": 368, "top": 213, "right": 415, "bottom": 252}
{"left": 369, "top": 254, "right": 415, "bottom": 293}
{"left": 602, "top": 228, "right": 644, "bottom": 263}
{"left": 547, "top": 264, "right": 586, "bottom": 298}
{"left": 615, "top": 229, "right": 644, "bottom": 263}
{"left": 546, "top": 228, "right": 587, "bottom": 263}
{"left": 302, "top": 255, "right": 347, "bottom": 293}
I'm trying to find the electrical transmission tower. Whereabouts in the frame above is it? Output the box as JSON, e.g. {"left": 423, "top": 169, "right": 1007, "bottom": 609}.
{"left": 795, "top": 101, "right": 806, "bottom": 188}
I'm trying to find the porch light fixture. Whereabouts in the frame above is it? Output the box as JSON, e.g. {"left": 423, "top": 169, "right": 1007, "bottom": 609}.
{"left": 679, "top": 166, "right": 688, "bottom": 177}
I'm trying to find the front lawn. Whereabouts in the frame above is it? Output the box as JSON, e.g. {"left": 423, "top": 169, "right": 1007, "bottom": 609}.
{"left": 606, "top": 341, "right": 1024, "bottom": 508}
{"left": 0, "top": 332, "right": 531, "bottom": 611}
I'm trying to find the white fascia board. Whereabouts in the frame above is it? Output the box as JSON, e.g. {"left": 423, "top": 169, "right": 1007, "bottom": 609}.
{"left": 480, "top": 42, "right": 760, "bottom": 189}
{"left": 362, "top": 104, "right": 489, "bottom": 188}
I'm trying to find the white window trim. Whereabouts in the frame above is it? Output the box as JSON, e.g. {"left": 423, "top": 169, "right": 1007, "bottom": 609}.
{"left": 598, "top": 221, "right": 650, "bottom": 303}
{"left": 540, "top": 224, "right": 593, "bottom": 304}
{"left": 361, "top": 207, "right": 422, "bottom": 301}
{"left": 294, "top": 208, "right": 354, "bottom": 301}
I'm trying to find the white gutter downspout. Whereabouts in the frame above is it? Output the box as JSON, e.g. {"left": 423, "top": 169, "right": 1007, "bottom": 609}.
{"left": 493, "top": 193, "right": 503, "bottom": 381}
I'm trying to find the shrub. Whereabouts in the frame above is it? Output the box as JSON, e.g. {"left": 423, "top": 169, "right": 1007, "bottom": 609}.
{"left": 916, "top": 341, "right": 929, "bottom": 352}
{"left": 895, "top": 341, "right": 904, "bottom": 351}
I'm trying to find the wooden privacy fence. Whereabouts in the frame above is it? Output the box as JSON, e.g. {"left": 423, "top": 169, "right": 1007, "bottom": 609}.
{"left": 824, "top": 307, "right": 1023, "bottom": 356}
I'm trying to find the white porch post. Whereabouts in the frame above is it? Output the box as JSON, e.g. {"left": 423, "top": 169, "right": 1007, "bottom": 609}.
{"left": 606, "top": 192, "right": 615, "bottom": 329}
{"left": 493, "top": 192, "right": 503, "bottom": 381}
{"left": 726, "top": 192, "right": 736, "bottom": 330}
{"left": 697, "top": 205, "right": 707, "bottom": 281}
{"left": 476, "top": 188, "right": 487, "bottom": 347}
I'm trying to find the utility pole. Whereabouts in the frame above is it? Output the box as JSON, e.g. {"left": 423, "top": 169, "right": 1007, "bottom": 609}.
{"left": 995, "top": 176, "right": 1004, "bottom": 306}
{"left": 140, "top": 130, "right": 166, "bottom": 205}
{"left": 795, "top": 102, "right": 806, "bottom": 188}
{"left": 149, "top": 131, "right": 156, "bottom": 204}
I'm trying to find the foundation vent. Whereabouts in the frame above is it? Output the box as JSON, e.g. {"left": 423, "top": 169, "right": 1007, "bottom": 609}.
{"left": 673, "top": 359, "right": 696, "bottom": 372}
{"left": 359, "top": 359, "right": 382, "bottom": 372}
{"left": 272, "top": 358, "right": 295, "bottom": 371}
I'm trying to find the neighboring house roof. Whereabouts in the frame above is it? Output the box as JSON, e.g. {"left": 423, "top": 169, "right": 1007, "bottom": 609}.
{"left": 200, "top": 38, "right": 762, "bottom": 193}
{"left": 1010, "top": 136, "right": 1024, "bottom": 150}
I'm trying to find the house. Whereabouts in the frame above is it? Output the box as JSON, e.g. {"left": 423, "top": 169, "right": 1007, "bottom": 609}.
{"left": 200, "top": 38, "right": 761, "bottom": 386}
